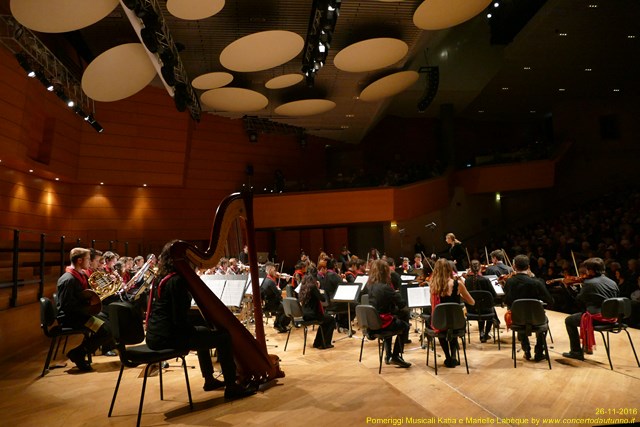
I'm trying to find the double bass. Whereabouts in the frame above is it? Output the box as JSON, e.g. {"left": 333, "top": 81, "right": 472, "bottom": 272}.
{"left": 169, "top": 190, "right": 284, "bottom": 386}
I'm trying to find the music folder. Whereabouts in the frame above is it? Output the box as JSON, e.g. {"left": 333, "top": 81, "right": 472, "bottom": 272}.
{"left": 331, "top": 284, "right": 360, "bottom": 303}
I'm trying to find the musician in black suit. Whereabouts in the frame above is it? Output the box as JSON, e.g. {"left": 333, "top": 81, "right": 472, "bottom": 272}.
{"left": 146, "top": 241, "right": 256, "bottom": 398}
{"left": 57, "top": 247, "right": 112, "bottom": 372}
{"left": 260, "top": 262, "right": 290, "bottom": 333}
{"left": 504, "top": 255, "right": 553, "bottom": 362}
{"left": 319, "top": 259, "right": 350, "bottom": 329}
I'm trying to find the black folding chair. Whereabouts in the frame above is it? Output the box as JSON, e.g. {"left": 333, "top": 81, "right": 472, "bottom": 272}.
{"left": 356, "top": 304, "right": 404, "bottom": 374}
{"left": 465, "top": 290, "right": 500, "bottom": 349}
{"left": 108, "top": 302, "right": 193, "bottom": 427}
{"left": 282, "top": 297, "right": 325, "bottom": 355}
{"left": 593, "top": 297, "right": 640, "bottom": 370}
{"left": 510, "top": 299, "right": 551, "bottom": 369}
{"left": 39, "top": 296, "right": 91, "bottom": 377}
{"left": 424, "top": 303, "right": 469, "bottom": 375}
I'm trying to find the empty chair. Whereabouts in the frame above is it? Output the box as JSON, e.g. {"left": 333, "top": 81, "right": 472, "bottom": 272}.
{"left": 108, "top": 302, "right": 192, "bottom": 427}
{"left": 424, "top": 302, "right": 469, "bottom": 375}
{"left": 593, "top": 297, "right": 640, "bottom": 370}
{"left": 510, "top": 299, "right": 551, "bottom": 369}
{"left": 465, "top": 290, "right": 500, "bottom": 349}
{"left": 355, "top": 304, "right": 404, "bottom": 374}
{"left": 281, "top": 297, "right": 325, "bottom": 355}
{"left": 39, "top": 296, "right": 91, "bottom": 377}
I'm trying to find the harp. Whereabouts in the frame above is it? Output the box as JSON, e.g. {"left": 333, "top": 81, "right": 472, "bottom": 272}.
{"left": 169, "top": 190, "right": 284, "bottom": 384}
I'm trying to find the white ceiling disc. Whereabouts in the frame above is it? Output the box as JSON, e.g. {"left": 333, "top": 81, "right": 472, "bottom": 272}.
{"left": 200, "top": 87, "right": 268, "bottom": 112}
{"left": 265, "top": 74, "right": 304, "bottom": 89}
{"left": 360, "top": 70, "right": 420, "bottom": 102}
{"left": 10, "top": 0, "right": 119, "bottom": 33}
{"left": 192, "top": 72, "right": 234, "bottom": 90}
{"left": 220, "top": 30, "right": 304, "bottom": 72}
{"left": 413, "top": 0, "right": 492, "bottom": 30}
{"left": 334, "top": 38, "right": 408, "bottom": 73}
{"left": 275, "top": 99, "right": 336, "bottom": 117}
{"left": 81, "top": 43, "right": 156, "bottom": 102}
{"left": 167, "top": 0, "right": 225, "bottom": 20}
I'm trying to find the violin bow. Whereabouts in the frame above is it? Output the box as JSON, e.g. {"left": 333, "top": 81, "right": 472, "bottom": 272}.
{"left": 465, "top": 247, "right": 472, "bottom": 267}
{"left": 570, "top": 250, "right": 579, "bottom": 276}
{"left": 501, "top": 249, "right": 512, "bottom": 268}
{"left": 484, "top": 246, "right": 490, "bottom": 264}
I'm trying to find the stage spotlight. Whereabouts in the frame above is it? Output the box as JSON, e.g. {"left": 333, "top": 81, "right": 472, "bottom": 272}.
{"left": 248, "top": 130, "right": 258, "bottom": 143}
{"left": 15, "top": 52, "right": 35, "bottom": 77}
{"left": 161, "top": 64, "right": 176, "bottom": 86}
{"left": 90, "top": 120, "right": 104, "bottom": 133}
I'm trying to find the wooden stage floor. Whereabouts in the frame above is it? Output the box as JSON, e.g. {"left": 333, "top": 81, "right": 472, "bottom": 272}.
{"left": 1, "top": 307, "right": 639, "bottom": 427}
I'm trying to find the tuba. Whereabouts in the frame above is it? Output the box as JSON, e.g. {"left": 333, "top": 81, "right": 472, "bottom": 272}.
{"left": 88, "top": 271, "right": 122, "bottom": 300}
{"left": 169, "top": 190, "right": 284, "bottom": 386}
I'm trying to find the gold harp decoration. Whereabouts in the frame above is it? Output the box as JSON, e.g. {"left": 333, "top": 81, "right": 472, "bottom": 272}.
{"left": 169, "top": 190, "right": 284, "bottom": 385}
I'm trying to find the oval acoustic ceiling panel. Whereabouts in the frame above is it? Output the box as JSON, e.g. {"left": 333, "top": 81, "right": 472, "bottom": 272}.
{"left": 220, "top": 30, "right": 304, "bottom": 72}
{"left": 167, "top": 0, "right": 225, "bottom": 20}
{"left": 334, "top": 38, "right": 408, "bottom": 73}
{"left": 360, "top": 71, "right": 420, "bottom": 102}
{"left": 10, "top": 0, "right": 119, "bottom": 33}
{"left": 192, "top": 72, "right": 234, "bottom": 90}
{"left": 413, "top": 0, "right": 492, "bottom": 30}
{"left": 275, "top": 99, "right": 336, "bottom": 117}
{"left": 82, "top": 43, "right": 156, "bottom": 102}
{"left": 200, "top": 87, "right": 268, "bottom": 112}
{"left": 265, "top": 74, "right": 304, "bottom": 90}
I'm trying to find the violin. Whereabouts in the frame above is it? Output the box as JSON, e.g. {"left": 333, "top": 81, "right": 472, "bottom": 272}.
{"left": 546, "top": 273, "right": 590, "bottom": 287}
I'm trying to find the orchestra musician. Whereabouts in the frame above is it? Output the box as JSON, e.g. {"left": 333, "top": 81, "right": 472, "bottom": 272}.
{"left": 413, "top": 253, "right": 424, "bottom": 270}
{"left": 319, "top": 259, "right": 350, "bottom": 330}
{"left": 338, "top": 245, "right": 352, "bottom": 274}
{"left": 86, "top": 248, "right": 103, "bottom": 276}
{"left": 562, "top": 257, "right": 620, "bottom": 361}
{"left": 365, "top": 259, "right": 411, "bottom": 368}
{"left": 504, "top": 255, "right": 553, "bottom": 362}
{"left": 146, "top": 241, "right": 257, "bottom": 398}
{"left": 299, "top": 269, "right": 335, "bottom": 349}
{"left": 57, "top": 247, "right": 113, "bottom": 372}
{"left": 387, "top": 258, "right": 402, "bottom": 291}
{"left": 400, "top": 257, "right": 413, "bottom": 274}
{"left": 238, "top": 244, "right": 249, "bottom": 265}
{"left": 429, "top": 258, "right": 475, "bottom": 368}
{"left": 464, "top": 260, "right": 499, "bottom": 342}
{"left": 260, "top": 262, "right": 290, "bottom": 333}
{"left": 485, "top": 250, "right": 513, "bottom": 276}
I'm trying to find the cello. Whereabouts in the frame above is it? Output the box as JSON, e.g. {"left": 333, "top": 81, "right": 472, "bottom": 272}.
{"left": 169, "top": 190, "right": 284, "bottom": 386}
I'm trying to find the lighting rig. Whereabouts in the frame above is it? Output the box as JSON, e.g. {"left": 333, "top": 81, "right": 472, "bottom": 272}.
{"left": 301, "top": 0, "right": 341, "bottom": 87}
{"left": 417, "top": 66, "right": 439, "bottom": 113}
{"left": 0, "top": 15, "right": 103, "bottom": 132}
{"left": 121, "top": 0, "right": 201, "bottom": 121}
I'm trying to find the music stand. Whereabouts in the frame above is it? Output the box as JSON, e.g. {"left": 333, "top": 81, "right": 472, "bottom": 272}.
{"left": 331, "top": 284, "right": 360, "bottom": 339}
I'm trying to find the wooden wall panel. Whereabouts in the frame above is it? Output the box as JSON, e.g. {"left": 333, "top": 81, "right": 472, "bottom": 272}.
{"left": 274, "top": 230, "right": 301, "bottom": 271}
{"left": 323, "top": 228, "right": 349, "bottom": 260}
{"left": 455, "top": 160, "right": 556, "bottom": 194}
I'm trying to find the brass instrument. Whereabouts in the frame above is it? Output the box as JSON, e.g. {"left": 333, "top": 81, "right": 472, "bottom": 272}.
{"left": 88, "top": 271, "right": 122, "bottom": 300}
{"left": 121, "top": 256, "right": 156, "bottom": 300}
{"left": 170, "top": 190, "right": 284, "bottom": 385}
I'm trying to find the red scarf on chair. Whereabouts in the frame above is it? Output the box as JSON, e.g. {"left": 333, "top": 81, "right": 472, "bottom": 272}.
{"left": 580, "top": 311, "right": 616, "bottom": 353}
{"left": 430, "top": 294, "right": 442, "bottom": 333}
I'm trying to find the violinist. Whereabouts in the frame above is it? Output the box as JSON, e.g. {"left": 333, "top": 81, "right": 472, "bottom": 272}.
{"left": 562, "top": 257, "right": 619, "bottom": 361}
{"left": 485, "top": 250, "right": 513, "bottom": 277}
{"left": 387, "top": 258, "right": 402, "bottom": 291}
{"left": 504, "top": 255, "right": 553, "bottom": 362}
{"left": 338, "top": 245, "right": 352, "bottom": 274}
{"left": 344, "top": 259, "right": 360, "bottom": 283}
{"left": 465, "top": 260, "right": 499, "bottom": 343}
{"left": 260, "top": 262, "right": 290, "bottom": 333}
{"left": 413, "top": 253, "right": 424, "bottom": 270}
{"left": 319, "top": 259, "right": 350, "bottom": 330}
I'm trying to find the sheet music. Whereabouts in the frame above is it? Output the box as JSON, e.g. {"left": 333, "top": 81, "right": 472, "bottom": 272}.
{"left": 354, "top": 275, "right": 368, "bottom": 290}
{"left": 200, "top": 275, "right": 226, "bottom": 299}
{"left": 223, "top": 278, "right": 248, "bottom": 307}
{"left": 407, "top": 286, "right": 431, "bottom": 308}
{"left": 332, "top": 284, "right": 360, "bottom": 302}
{"left": 485, "top": 275, "right": 505, "bottom": 295}
{"left": 400, "top": 274, "right": 417, "bottom": 281}
{"left": 245, "top": 276, "right": 264, "bottom": 295}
